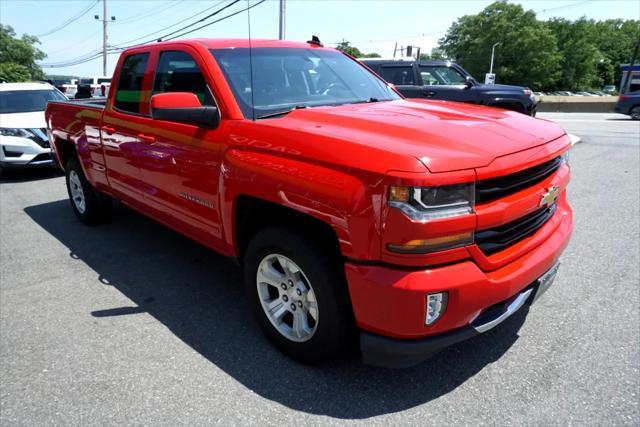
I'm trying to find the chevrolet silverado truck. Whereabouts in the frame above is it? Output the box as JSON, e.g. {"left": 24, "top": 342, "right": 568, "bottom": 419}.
{"left": 46, "top": 38, "right": 572, "bottom": 368}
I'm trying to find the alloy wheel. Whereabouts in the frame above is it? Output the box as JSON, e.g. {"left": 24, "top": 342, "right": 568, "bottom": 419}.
{"left": 256, "top": 254, "right": 319, "bottom": 342}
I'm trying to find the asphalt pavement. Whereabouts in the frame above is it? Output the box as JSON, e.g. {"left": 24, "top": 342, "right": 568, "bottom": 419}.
{"left": 1, "top": 113, "right": 638, "bottom": 426}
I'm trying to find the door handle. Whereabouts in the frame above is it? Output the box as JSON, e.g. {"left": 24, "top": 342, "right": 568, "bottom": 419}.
{"left": 424, "top": 91, "right": 436, "bottom": 98}
{"left": 137, "top": 133, "right": 156, "bottom": 144}
{"left": 102, "top": 126, "right": 116, "bottom": 134}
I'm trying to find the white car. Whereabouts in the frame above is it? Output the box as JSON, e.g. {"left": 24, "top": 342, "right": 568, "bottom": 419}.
{"left": 0, "top": 82, "right": 67, "bottom": 176}
{"left": 77, "top": 76, "right": 111, "bottom": 98}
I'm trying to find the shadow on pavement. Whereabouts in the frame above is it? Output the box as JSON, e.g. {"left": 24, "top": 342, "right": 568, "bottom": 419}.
{"left": 0, "top": 167, "right": 63, "bottom": 183}
{"left": 25, "top": 199, "right": 529, "bottom": 419}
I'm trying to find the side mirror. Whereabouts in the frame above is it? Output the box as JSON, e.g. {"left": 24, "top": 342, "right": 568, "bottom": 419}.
{"left": 150, "top": 92, "right": 220, "bottom": 129}
{"left": 464, "top": 76, "right": 474, "bottom": 89}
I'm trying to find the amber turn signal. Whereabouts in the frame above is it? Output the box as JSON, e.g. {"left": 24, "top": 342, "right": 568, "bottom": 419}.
{"left": 387, "top": 232, "right": 474, "bottom": 254}
{"left": 389, "top": 186, "right": 410, "bottom": 203}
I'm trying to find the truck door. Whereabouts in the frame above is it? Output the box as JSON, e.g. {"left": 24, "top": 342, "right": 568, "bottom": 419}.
{"left": 417, "top": 65, "right": 478, "bottom": 104}
{"left": 101, "top": 52, "right": 152, "bottom": 203}
{"left": 378, "top": 64, "right": 422, "bottom": 98}
{"left": 133, "top": 48, "right": 226, "bottom": 245}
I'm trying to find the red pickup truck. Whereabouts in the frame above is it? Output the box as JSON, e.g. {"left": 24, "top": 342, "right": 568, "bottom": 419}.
{"left": 46, "top": 38, "right": 572, "bottom": 368}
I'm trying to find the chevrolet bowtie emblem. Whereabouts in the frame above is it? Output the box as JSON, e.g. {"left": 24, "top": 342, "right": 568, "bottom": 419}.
{"left": 540, "top": 186, "right": 560, "bottom": 208}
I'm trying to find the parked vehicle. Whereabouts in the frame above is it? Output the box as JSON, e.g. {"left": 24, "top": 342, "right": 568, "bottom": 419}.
{"left": 46, "top": 39, "right": 573, "bottom": 368}
{"left": 603, "top": 85, "right": 617, "bottom": 93}
{"left": 0, "top": 82, "right": 67, "bottom": 176}
{"left": 615, "top": 90, "right": 640, "bottom": 119}
{"left": 77, "top": 76, "right": 111, "bottom": 98}
{"left": 44, "top": 78, "right": 78, "bottom": 99}
{"left": 359, "top": 58, "right": 537, "bottom": 115}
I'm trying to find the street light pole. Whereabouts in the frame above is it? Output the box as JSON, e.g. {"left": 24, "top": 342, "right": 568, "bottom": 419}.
{"left": 279, "top": 0, "right": 286, "bottom": 40}
{"left": 95, "top": 0, "right": 115, "bottom": 76}
{"left": 102, "top": 0, "right": 107, "bottom": 76}
{"left": 489, "top": 42, "right": 500, "bottom": 74}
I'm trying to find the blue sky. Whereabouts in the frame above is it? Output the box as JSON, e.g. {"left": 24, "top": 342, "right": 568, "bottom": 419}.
{"left": 1, "top": 0, "right": 638, "bottom": 77}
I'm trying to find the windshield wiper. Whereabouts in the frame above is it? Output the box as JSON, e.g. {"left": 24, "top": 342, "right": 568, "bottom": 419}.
{"left": 256, "top": 105, "right": 308, "bottom": 120}
{"left": 347, "top": 97, "right": 382, "bottom": 105}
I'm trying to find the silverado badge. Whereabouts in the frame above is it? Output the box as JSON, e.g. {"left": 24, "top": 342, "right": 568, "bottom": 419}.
{"left": 540, "top": 186, "right": 560, "bottom": 208}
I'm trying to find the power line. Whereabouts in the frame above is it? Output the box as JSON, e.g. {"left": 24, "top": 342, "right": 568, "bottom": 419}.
{"left": 112, "top": 0, "right": 186, "bottom": 25}
{"left": 109, "top": 0, "right": 230, "bottom": 47}
{"left": 330, "top": 30, "right": 447, "bottom": 46}
{"left": 123, "top": 0, "right": 242, "bottom": 47}
{"left": 40, "top": 0, "right": 267, "bottom": 69}
{"left": 41, "top": 0, "right": 230, "bottom": 67}
{"left": 162, "top": 0, "right": 268, "bottom": 42}
{"left": 41, "top": 51, "right": 117, "bottom": 68}
{"left": 36, "top": 0, "right": 99, "bottom": 38}
{"left": 45, "top": 30, "right": 102, "bottom": 56}
{"left": 535, "top": 0, "right": 595, "bottom": 15}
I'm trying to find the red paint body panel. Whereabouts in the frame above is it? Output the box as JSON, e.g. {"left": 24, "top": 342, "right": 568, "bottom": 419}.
{"left": 46, "top": 38, "right": 573, "bottom": 344}
{"left": 346, "top": 195, "right": 572, "bottom": 339}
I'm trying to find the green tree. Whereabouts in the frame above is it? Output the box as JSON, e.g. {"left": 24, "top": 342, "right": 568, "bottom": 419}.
{"left": 589, "top": 19, "right": 640, "bottom": 88}
{"left": 546, "top": 18, "right": 601, "bottom": 90}
{"left": 419, "top": 47, "right": 447, "bottom": 61}
{"left": 336, "top": 41, "right": 380, "bottom": 58}
{"left": 439, "top": 1, "right": 562, "bottom": 90}
{"left": 0, "top": 24, "right": 46, "bottom": 82}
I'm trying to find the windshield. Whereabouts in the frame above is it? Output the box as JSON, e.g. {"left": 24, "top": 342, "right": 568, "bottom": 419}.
{"left": 211, "top": 47, "right": 400, "bottom": 118}
{"left": 0, "top": 90, "right": 66, "bottom": 114}
{"left": 79, "top": 78, "right": 93, "bottom": 85}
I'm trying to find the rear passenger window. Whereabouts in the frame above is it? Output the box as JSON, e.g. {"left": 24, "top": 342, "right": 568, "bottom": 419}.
{"left": 114, "top": 53, "right": 149, "bottom": 114}
{"left": 379, "top": 66, "right": 416, "bottom": 85}
{"left": 153, "top": 51, "right": 214, "bottom": 105}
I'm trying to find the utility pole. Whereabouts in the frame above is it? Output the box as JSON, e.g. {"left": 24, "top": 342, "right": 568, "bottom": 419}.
{"left": 489, "top": 42, "right": 500, "bottom": 74}
{"left": 279, "top": 0, "right": 286, "bottom": 40}
{"left": 95, "top": 0, "right": 115, "bottom": 76}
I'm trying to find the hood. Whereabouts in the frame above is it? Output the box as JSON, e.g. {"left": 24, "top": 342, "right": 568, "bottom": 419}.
{"left": 0, "top": 111, "right": 46, "bottom": 129}
{"left": 476, "top": 83, "right": 525, "bottom": 92}
{"left": 272, "top": 99, "right": 565, "bottom": 173}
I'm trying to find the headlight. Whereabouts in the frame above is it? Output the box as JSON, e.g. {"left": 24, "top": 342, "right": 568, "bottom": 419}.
{"left": 0, "top": 128, "right": 49, "bottom": 147}
{"left": 560, "top": 150, "right": 569, "bottom": 165}
{"left": 388, "top": 183, "right": 475, "bottom": 221}
{"left": 387, "top": 183, "right": 475, "bottom": 254}
{"left": 0, "top": 128, "right": 31, "bottom": 137}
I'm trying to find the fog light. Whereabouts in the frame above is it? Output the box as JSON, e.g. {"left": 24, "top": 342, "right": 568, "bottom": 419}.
{"left": 426, "top": 292, "right": 448, "bottom": 325}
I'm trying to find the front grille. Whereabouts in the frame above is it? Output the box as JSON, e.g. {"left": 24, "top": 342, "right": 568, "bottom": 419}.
{"left": 476, "top": 156, "right": 562, "bottom": 203}
{"left": 476, "top": 204, "right": 556, "bottom": 255}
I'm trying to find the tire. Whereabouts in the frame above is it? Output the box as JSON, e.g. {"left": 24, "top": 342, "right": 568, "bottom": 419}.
{"left": 630, "top": 106, "right": 640, "bottom": 120}
{"left": 65, "top": 156, "right": 112, "bottom": 224}
{"left": 243, "top": 226, "right": 353, "bottom": 364}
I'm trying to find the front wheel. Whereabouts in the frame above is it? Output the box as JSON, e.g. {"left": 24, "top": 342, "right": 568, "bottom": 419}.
{"left": 65, "top": 157, "right": 112, "bottom": 224}
{"left": 630, "top": 106, "right": 640, "bottom": 120}
{"left": 243, "top": 227, "right": 353, "bottom": 364}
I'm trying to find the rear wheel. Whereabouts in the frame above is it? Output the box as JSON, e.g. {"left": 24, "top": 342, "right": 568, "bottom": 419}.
{"left": 630, "top": 106, "right": 640, "bottom": 120}
{"left": 65, "top": 157, "right": 112, "bottom": 224}
{"left": 243, "top": 226, "right": 353, "bottom": 363}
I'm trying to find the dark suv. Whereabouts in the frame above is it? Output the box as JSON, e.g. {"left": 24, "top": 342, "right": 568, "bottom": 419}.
{"left": 361, "top": 59, "right": 536, "bottom": 116}
{"left": 615, "top": 91, "right": 640, "bottom": 120}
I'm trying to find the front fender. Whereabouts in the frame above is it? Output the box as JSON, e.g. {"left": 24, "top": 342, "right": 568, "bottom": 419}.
{"left": 219, "top": 147, "right": 386, "bottom": 260}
